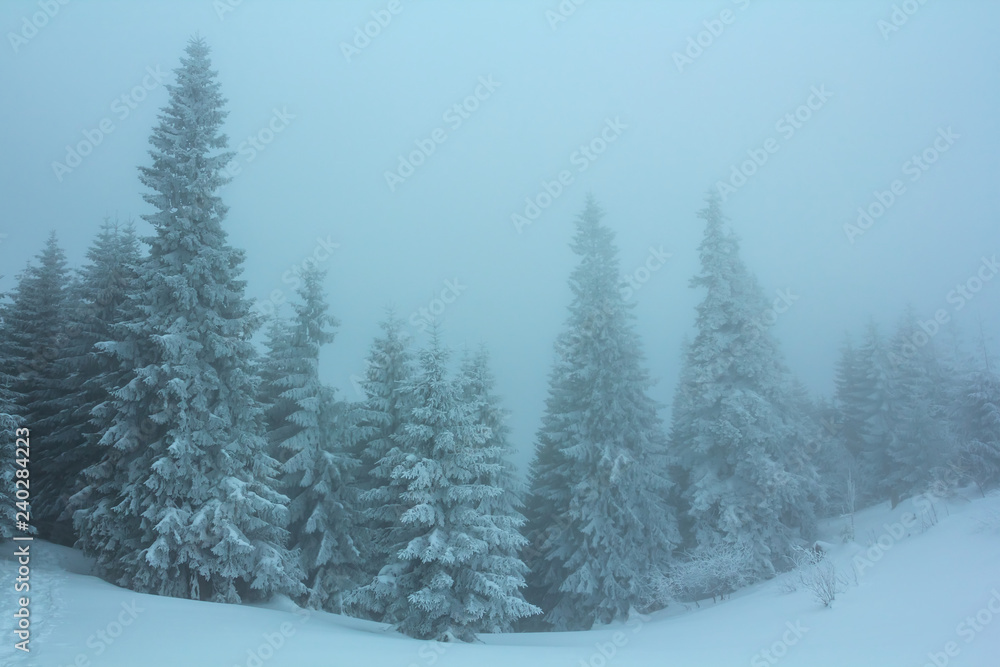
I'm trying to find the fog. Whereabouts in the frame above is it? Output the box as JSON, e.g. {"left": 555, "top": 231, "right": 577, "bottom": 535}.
{"left": 3, "top": 0, "right": 998, "bottom": 469}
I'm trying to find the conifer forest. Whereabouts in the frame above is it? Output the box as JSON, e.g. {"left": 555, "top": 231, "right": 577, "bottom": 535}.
{"left": 2, "top": 3, "right": 999, "bottom": 666}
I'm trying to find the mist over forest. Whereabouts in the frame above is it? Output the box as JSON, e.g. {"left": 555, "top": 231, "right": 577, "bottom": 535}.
{"left": 2, "top": 1, "right": 999, "bottom": 663}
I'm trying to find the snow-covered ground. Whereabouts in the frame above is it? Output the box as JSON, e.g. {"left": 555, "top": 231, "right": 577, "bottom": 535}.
{"left": 2, "top": 490, "right": 998, "bottom": 667}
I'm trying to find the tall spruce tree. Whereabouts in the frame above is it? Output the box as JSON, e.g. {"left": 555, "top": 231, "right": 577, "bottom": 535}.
{"left": 670, "top": 195, "right": 817, "bottom": 580}
{"left": 349, "top": 331, "right": 537, "bottom": 640}
{"left": 74, "top": 37, "right": 301, "bottom": 602}
{"left": 43, "top": 219, "right": 142, "bottom": 544}
{"left": 667, "top": 336, "right": 698, "bottom": 551}
{"left": 4, "top": 233, "right": 72, "bottom": 540}
{"left": 262, "top": 262, "right": 363, "bottom": 611}
{"left": 258, "top": 266, "right": 335, "bottom": 462}
{"left": 856, "top": 321, "right": 900, "bottom": 504}
{"left": 352, "top": 311, "right": 415, "bottom": 577}
{"left": 809, "top": 393, "right": 857, "bottom": 518}
{"left": 883, "top": 309, "right": 953, "bottom": 500}
{"left": 0, "top": 289, "right": 24, "bottom": 542}
{"left": 457, "top": 346, "right": 540, "bottom": 633}
{"left": 957, "top": 337, "right": 1000, "bottom": 492}
{"left": 782, "top": 379, "right": 825, "bottom": 524}
{"left": 259, "top": 315, "right": 298, "bottom": 454}
{"left": 834, "top": 336, "right": 870, "bottom": 463}
{"left": 524, "top": 196, "right": 678, "bottom": 630}
{"left": 832, "top": 335, "right": 873, "bottom": 501}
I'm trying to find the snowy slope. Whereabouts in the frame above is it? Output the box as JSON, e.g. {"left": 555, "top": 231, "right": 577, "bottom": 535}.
{"left": 1, "top": 490, "right": 998, "bottom": 667}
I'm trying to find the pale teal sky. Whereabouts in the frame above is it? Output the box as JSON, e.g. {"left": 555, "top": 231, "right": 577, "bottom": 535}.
{"left": 3, "top": 0, "right": 999, "bottom": 468}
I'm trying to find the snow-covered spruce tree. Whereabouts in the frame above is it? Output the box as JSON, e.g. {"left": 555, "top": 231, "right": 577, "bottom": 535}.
{"left": 781, "top": 379, "right": 826, "bottom": 523}
{"left": 38, "top": 219, "right": 143, "bottom": 545}
{"left": 70, "top": 223, "right": 149, "bottom": 571}
{"left": 833, "top": 336, "right": 869, "bottom": 460}
{"left": 290, "top": 385, "right": 363, "bottom": 612}
{"left": 258, "top": 316, "right": 298, "bottom": 453}
{"left": 3, "top": 232, "right": 73, "bottom": 540}
{"left": 0, "top": 295, "right": 24, "bottom": 542}
{"left": 257, "top": 264, "right": 336, "bottom": 458}
{"left": 73, "top": 37, "right": 302, "bottom": 602}
{"left": 831, "top": 335, "right": 873, "bottom": 499}
{"left": 670, "top": 195, "right": 817, "bottom": 582}
{"left": 666, "top": 335, "right": 702, "bottom": 552}
{"left": 457, "top": 346, "right": 540, "bottom": 633}
{"left": 524, "top": 196, "right": 678, "bottom": 631}
{"left": 809, "top": 391, "right": 857, "bottom": 519}
{"left": 855, "top": 321, "right": 900, "bottom": 505}
{"left": 349, "top": 331, "right": 537, "bottom": 640}
{"left": 883, "top": 309, "right": 953, "bottom": 501}
{"left": 263, "top": 262, "right": 364, "bottom": 612}
{"left": 957, "top": 346, "right": 1000, "bottom": 492}
{"left": 351, "top": 311, "right": 415, "bottom": 578}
